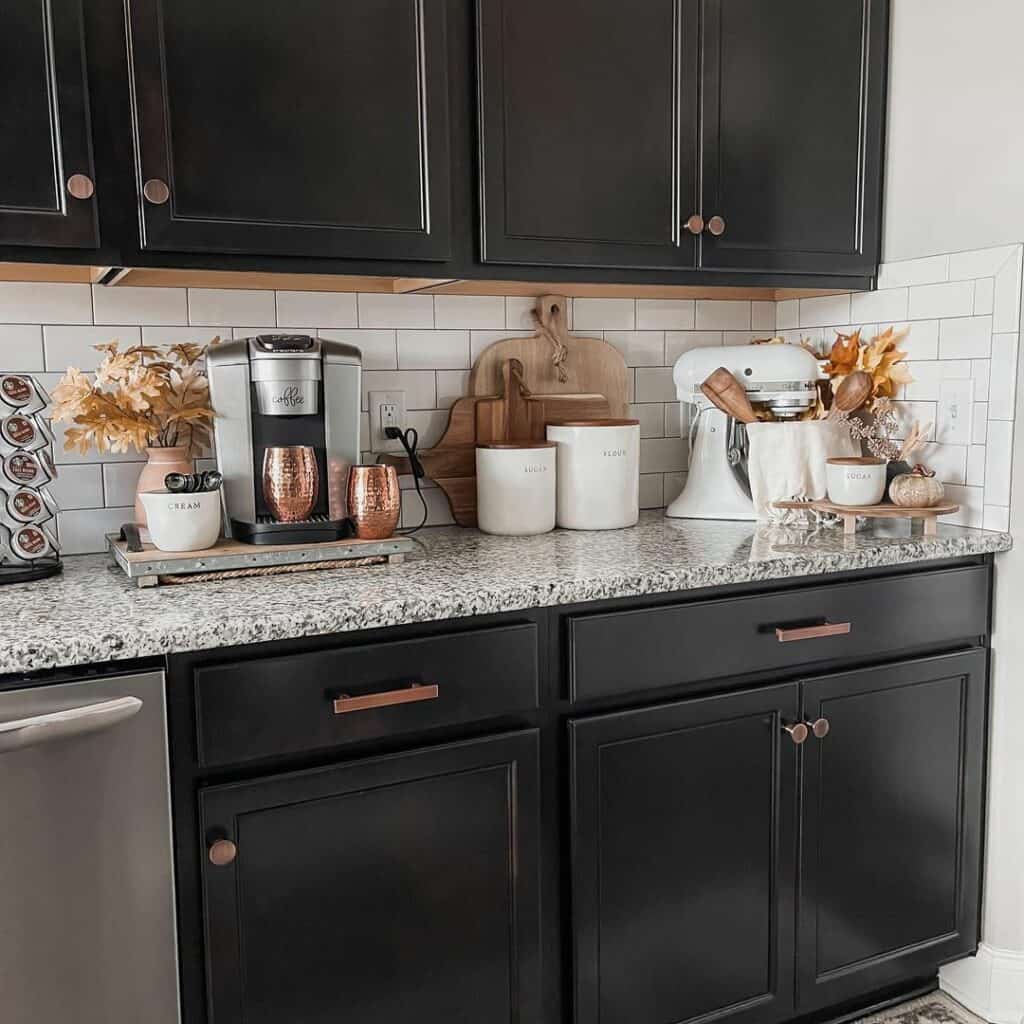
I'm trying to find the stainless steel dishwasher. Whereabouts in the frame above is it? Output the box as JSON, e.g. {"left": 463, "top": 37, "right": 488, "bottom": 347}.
{"left": 0, "top": 669, "right": 180, "bottom": 1024}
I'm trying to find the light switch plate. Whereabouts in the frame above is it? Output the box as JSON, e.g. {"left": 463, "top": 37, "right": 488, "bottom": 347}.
{"left": 938, "top": 378, "right": 974, "bottom": 445}
{"left": 368, "top": 390, "right": 407, "bottom": 452}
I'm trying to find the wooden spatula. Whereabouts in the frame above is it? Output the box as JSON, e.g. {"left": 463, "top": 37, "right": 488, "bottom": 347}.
{"left": 700, "top": 367, "right": 758, "bottom": 424}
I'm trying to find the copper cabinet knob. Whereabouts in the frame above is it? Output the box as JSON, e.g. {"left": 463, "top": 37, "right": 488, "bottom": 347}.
{"left": 685, "top": 214, "right": 705, "bottom": 235}
{"left": 707, "top": 215, "right": 727, "bottom": 237}
{"left": 208, "top": 839, "right": 237, "bottom": 867}
{"left": 66, "top": 174, "right": 95, "bottom": 200}
{"left": 807, "top": 717, "right": 830, "bottom": 739}
{"left": 782, "top": 721, "right": 809, "bottom": 745}
{"left": 143, "top": 179, "right": 170, "bottom": 205}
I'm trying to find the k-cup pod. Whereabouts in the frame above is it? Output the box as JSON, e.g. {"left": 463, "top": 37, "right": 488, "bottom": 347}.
{"left": 1, "top": 451, "right": 55, "bottom": 489}
{"left": 0, "top": 522, "right": 58, "bottom": 563}
{"left": 0, "top": 374, "right": 47, "bottom": 415}
{"left": 3, "top": 487, "right": 57, "bottom": 526}
{"left": 0, "top": 413, "right": 49, "bottom": 454}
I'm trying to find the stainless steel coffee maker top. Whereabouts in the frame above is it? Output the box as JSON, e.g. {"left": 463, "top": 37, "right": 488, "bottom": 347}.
{"left": 248, "top": 335, "right": 343, "bottom": 417}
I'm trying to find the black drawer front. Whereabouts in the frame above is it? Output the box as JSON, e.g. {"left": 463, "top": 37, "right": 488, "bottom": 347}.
{"left": 195, "top": 623, "right": 539, "bottom": 767}
{"left": 568, "top": 566, "right": 989, "bottom": 702}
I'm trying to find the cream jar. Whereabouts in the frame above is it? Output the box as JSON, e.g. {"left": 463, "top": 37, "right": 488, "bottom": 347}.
{"left": 546, "top": 419, "right": 640, "bottom": 530}
{"left": 475, "top": 443, "right": 556, "bottom": 536}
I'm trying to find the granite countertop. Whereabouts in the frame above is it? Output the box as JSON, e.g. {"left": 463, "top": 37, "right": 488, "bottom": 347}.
{"left": 0, "top": 512, "right": 1010, "bottom": 675}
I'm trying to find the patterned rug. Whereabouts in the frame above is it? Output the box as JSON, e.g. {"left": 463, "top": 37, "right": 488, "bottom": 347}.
{"left": 856, "top": 993, "right": 989, "bottom": 1024}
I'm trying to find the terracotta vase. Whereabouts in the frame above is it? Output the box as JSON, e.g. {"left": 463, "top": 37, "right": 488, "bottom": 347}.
{"left": 135, "top": 446, "right": 193, "bottom": 526}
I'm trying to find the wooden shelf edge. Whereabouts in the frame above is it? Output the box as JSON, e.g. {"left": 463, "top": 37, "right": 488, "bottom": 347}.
{"left": 0, "top": 262, "right": 111, "bottom": 285}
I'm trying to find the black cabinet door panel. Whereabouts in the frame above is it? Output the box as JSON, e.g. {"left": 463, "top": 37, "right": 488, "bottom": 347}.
{"left": 0, "top": 0, "right": 97, "bottom": 247}
{"left": 201, "top": 730, "right": 541, "bottom": 1024}
{"left": 797, "top": 651, "right": 987, "bottom": 1010}
{"left": 700, "top": 0, "right": 887, "bottom": 275}
{"left": 570, "top": 684, "right": 799, "bottom": 1024}
{"left": 477, "top": 0, "right": 699, "bottom": 270}
{"left": 126, "top": 0, "right": 450, "bottom": 259}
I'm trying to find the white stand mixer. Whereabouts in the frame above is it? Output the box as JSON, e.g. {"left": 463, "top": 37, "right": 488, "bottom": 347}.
{"left": 665, "top": 344, "right": 822, "bottom": 521}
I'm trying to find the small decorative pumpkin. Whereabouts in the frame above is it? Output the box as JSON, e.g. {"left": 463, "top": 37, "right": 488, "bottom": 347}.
{"left": 889, "top": 464, "right": 944, "bottom": 508}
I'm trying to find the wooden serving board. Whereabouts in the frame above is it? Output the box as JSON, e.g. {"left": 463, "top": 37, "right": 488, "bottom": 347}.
{"left": 773, "top": 499, "right": 960, "bottom": 536}
{"left": 469, "top": 295, "right": 630, "bottom": 418}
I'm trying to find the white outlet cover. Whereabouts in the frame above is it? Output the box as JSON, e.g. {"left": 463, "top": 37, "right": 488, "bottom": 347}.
{"left": 937, "top": 378, "right": 974, "bottom": 446}
{"left": 368, "top": 389, "right": 407, "bottom": 452}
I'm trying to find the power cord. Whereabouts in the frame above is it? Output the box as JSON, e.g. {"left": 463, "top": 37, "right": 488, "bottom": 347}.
{"left": 382, "top": 426, "right": 428, "bottom": 535}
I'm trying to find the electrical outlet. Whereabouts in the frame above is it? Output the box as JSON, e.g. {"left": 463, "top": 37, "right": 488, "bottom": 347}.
{"left": 368, "top": 390, "right": 407, "bottom": 452}
{"left": 938, "top": 378, "right": 974, "bottom": 445}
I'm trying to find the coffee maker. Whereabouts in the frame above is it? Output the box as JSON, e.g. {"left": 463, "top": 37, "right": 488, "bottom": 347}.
{"left": 207, "top": 335, "right": 361, "bottom": 544}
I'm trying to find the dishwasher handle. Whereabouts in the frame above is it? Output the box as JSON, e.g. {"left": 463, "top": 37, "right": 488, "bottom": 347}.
{"left": 0, "top": 696, "right": 143, "bottom": 754}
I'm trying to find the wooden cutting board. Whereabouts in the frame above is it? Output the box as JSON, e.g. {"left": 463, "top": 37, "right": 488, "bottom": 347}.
{"left": 469, "top": 295, "right": 630, "bottom": 418}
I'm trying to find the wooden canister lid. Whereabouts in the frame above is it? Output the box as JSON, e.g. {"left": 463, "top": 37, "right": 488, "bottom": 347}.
{"left": 547, "top": 418, "right": 640, "bottom": 428}
{"left": 476, "top": 441, "right": 558, "bottom": 449}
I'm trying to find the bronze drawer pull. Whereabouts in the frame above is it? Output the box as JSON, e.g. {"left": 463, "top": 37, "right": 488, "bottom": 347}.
{"left": 333, "top": 684, "right": 439, "bottom": 715}
{"left": 782, "top": 721, "right": 809, "bottom": 744}
{"left": 775, "top": 621, "right": 851, "bottom": 643}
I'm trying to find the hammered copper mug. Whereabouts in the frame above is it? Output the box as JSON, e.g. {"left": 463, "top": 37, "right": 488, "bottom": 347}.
{"left": 262, "top": 446, "right": 318, "bottom": 522}
{"left": 346, "top": 465, "right": 401, "bottom": 539}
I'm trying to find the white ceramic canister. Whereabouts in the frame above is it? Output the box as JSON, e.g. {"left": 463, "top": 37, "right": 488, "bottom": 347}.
{"left": 546, "top": 419, "right": 640, "bottom": 530}
{"left": 138, "top": 489, "right": 222, "bottom": 552}
{"left": 825, "top": 456, "right": 887, "bottom": 507}
{"left": 475, "top": 442, "right": 557, "bottom": 536}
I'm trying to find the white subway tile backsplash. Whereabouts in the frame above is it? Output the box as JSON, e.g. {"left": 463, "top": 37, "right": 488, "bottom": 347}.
{"left": 319, "top": 328, "right": 397, "bottom": 370}
{"left": 974, "top": 278, "right": 995, "bottom": 316}
{"left": 43, "top": 325, "right": 142, "bottom": 371}
{"left": 604, "top": 331, "right": 665, "bottom": 367}
{"left": 433, "top": 295, "right": 505, "bottom": 330}
{"left": 275, "top": 290, "right": 358, "bottom": 327}
{"left": 357, "top": 293, "right": 434, "bottom": 329}
{"left": 665, "top": 331, "right": 723, "bottom": 364}
{"left": 470, "top": 330, "right": 513, "bottom": 364}
{"left": 664, "top": 403, "right": 683, "bottom": 438}
{"left": 0, "top": 325, "right": 44, "bottom": 370}
{"left": 876, "top": 254, "right": 949, "bottom": 289}
{"left": 401, "top": 486, "right": 453, "bottom": 529}
{"left": 0, "top": 282, "right": 93, "bottom": 324}
{"left": 397, "top": 330, "right": 470, "bottom": 370}
{"left": 893, "top": 320, "right": 939, "bottom": 360}
{"left": 993, "top": 248, "right": 1023, "bottom": 333}
{"left": 944, "top": 484, "right": 984, "bottom": 528}
{"left": 983, "top": 505, "right": 1011, "bottom": 532}
{"left": 948, "top": 245, "right": 1019, "bottom": 281}
{"left": 850, "top": 288, "right": 908, "bottom": 325}
{"left": 630, "top": 403, "right": 666, "bottom": 439}
{"left": 908, "top": 281, "right": 975, "bottom": 320}
{"left": 142, "top": 325, "right": 228, "bottom": 347}
{"left": 102, "top": 462, "right": 144, "bottom": 508}
{"left": 971, "top": 359, "right": 991, "bottom": 401}
{"left": 903, "top": 360, "right": 972, "bottom": 401}
{"left": 639, "top": 474, "right": 665, "bottom": 509}
{"left": 889, "top": 400, "right": 938, "bottom": 441}
{"left": 93, "top": 285, "right": 188, "bottom": 326}
{"left": 634, "top": 367, "right": 677, "bottom": 403}
{"left": 776, "top": 299, "right": 799, "bottom": 331}
{"left": 639, "top": 436, "right": 687, "bottom": 474}
{"left": 636, "top": 299, "right": 695, "bottom": 331}
{"left": 505, "top": 296, "right": 538, "bottom": 331}
{"left": 967, "top": 445, "right": 986, "bottom": 487}
{"left": 360, "top": 370, "right": 436, "bottom": 411}
{"left": 989, "top": 334, "right": 1019, "bottom": 420}
{"left": 188, "top": 288, "right": 275, "bottom": 326}
{"left": 916, "top": 443, "right": 967, "bottom": 485}
{"left": 664, "top": 472, "right": 686, "bottom": 504}
{"left": 435, "top": 370, "right": 470, "bottom": 409}
{"left": 800, "top": 294, "right": 852, "bottom": 329}
{"left": 405, "top": 409, "right": 449, "bottom": 449}
{"left": 49, "top": 464, "right": 103, "bottom": 510}
{"left": 751, "top": 301, "right": 776, "bottom": 333}
{"left": 695, "top": 300, "right": 750, "bottom": 331}
{"left": 972, "top": 404, "right": 989, "bottom": 445}
{"left": 573, "top": 298, "right": 635, "bottom": 331}
{"left": 984, "top": 420, "right": 1013, "bottom": 506}
{"left": 57, "top": 507, "right": 134, "bottom": 555}
{"left": 938, "top": 316, "right": 992, "bottom": 359}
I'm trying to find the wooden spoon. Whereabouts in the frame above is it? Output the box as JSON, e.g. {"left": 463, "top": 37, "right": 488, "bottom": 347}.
{"left": 700, "top": 367, "right": 758, "bottom": 424}
{"left": 828, "top": 370, "right": 873, "bottom": 420}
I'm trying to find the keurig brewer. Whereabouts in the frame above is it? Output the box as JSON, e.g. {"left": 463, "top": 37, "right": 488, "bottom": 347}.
{"left": 207, "top": 335, "right": 361, "bottom": 544}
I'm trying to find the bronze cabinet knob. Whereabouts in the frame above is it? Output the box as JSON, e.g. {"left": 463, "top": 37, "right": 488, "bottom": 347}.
{"left": 782, "top": 721, "right": 809, "bottom": 745}
{"left": 706, "top": 215, "right": 727, "bottom": 237}
{"left": 685, "top": 214, "right": 705, "bottom": 235}
{"left": 807, "top": 717, "right": 831, "bottom": 739}
{"left": 208, "top": 839, "right": 238, "bottom": 867}
{"left": 143, "top": 179, "right": 170, "bottom": 205}
{"left": 66, "top": 174, "right": 95, "bottom": 200}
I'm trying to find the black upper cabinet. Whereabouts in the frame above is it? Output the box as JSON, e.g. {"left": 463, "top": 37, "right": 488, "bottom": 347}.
{"left": 797, "top": 651, "right": 987, "bottom": 1011}
{"left": 200, "top": 729, "right": 541, "bottom": 1024}
{"left": 477, "top": 0, "right": 700, "bottom": 271}
{"left": 0, "top": 0, "right": 98, "bottom": 247}
{"left": 700, "top": 0, "right": 888, "bottom": 276}
{"left": 124, "top": 0, "right": 451, "bottom": 260}
{"left": 570, "top": 684, "right": 799, "bottom": 1024}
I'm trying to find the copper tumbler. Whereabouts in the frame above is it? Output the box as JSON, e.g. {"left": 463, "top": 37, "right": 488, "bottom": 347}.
{"left": 346, "top": 465, "right": 401, "bottom": 539}
{"left": 262, "top": 446, "right": 319, "bottom": 522}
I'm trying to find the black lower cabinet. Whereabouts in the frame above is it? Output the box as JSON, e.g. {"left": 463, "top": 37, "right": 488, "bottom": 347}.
{"left": 199, "top": 729, "right": 542, "bottom": 1024}
{"left": 570, "top": 684, "right": 801, "bottom": 1024}
{"left": 797, "top": 651, "right": 988, "bottom": 1011}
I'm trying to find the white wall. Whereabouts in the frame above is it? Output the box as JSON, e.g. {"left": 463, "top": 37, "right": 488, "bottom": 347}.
{"left": 883, "top": 0, "right": 1024, "bottom": 261}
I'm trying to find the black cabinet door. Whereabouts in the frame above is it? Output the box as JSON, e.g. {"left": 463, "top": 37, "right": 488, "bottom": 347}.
{"left": 477, "top": 0, "right": 699, "bottom": 271}
{"left": 0, "top": 0, "right": 98, "bottom": 247}
{"left": 200, "top": 730, "right": 541, "bottom": 1024}
{"left": 797, "top": 650, "right": 988, "bottom": 1011}
{"left": 125, "top": 0, "right": 451, "bottom": 260}
{"left": 570, "top": 684, "right": 799, "bottom": 1024}
{"left": 700, "top": 0, "right": 888, "bottom": 276}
